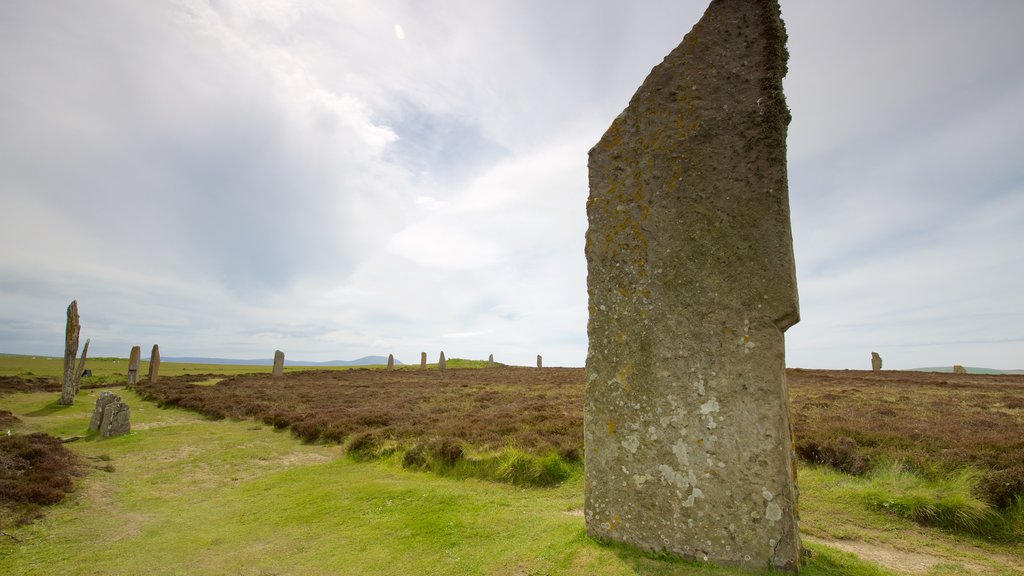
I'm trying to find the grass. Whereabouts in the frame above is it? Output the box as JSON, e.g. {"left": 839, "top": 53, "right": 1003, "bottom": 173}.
{"left": 0, "top": 389, "right": 908, "bottom": 575}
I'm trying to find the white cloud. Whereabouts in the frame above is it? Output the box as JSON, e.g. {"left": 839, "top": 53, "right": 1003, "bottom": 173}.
{"left": 0, "top": 0, "right": 1021, "bottom": 370}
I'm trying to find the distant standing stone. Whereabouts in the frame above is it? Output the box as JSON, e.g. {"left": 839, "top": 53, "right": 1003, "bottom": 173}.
{"left": 438, "top": 351, "right": 447, "bottom": 371}
{"left": 127, "top": 346, "right": 141, "bottom": 386}
{"left": 871, "top": 352, "right": 883, "bottom": 372}
{"left": 421, "top": 352, "right": 427, "bottom": 369}
{"left": 74, "top": 338, "right": 91, "bottom": 393}
{"left": 584, "top": 0, "right": 801, "bottom": 571}
{"left": 953, "top": 365, "right": 967, "bottom": 374}
{"left": 387, "top": 354, "right": 395, "bottom": 370}
{"left": 536, "top": 355, "right": 542, "bottom": 368}
{"left": 59, "top": 301, "right": 80, "bottom": 406}
{"left": 488, "top": 354, "right": 494, "bottom": 368}
{"left": 272, "top": 350, "right": 285, "bottom": 378}
{"left": 148, "top": 344, "right": 161, "bottom": 384}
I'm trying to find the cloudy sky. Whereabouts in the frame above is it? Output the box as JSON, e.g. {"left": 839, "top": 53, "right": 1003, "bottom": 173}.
{"left": 1, "top": 0, "right": 1021, "bottom": 370}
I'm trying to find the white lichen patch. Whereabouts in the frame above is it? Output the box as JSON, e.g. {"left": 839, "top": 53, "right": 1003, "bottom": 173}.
{"left": 672, "top": 439, "right": 690, "bottom": 467}
{"left": 633, "top": 474, "right": 652, "bottom": 488}
{"left": 765, "top": 501, "right": 782, "bottom": 522}
{"left": 699, "top": 397, "right": 719, "bottom": 415}
{"left": 621, "top": 435, "right": 640, "bottom": 454}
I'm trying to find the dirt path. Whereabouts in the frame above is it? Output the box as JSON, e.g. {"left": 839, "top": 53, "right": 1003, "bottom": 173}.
{"left": 802, "top": 535, "right": 1019, "bottom": 575}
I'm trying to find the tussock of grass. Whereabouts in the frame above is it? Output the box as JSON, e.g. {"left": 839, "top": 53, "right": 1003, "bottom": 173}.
{"left": 859, "top": 463, "right": 996, "bottom": 534}
{"left": 359, "top": 437, "right": 576, "bottom": 487}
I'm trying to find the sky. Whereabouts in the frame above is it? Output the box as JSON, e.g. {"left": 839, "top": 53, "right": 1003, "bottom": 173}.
{"left": 1, "top": 0, "right": 1021, "bottom": 370}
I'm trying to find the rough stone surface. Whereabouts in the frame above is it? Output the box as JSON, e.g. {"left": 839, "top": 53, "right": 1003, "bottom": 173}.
{"left": 438, "top": 352, "right": 447, "bottom": 371}
{"left": 421, "top": 352, "right": 427, "bottom": 369}
{"left": 148, "top": 344, "right": 161, "bottom": 384}
{"left": 871, "top": 352, "right": 883, "bottom": 372}
{"left": 89, "top": 391, "right": 131, "bottom": 437}
{"left": 537, "top": 355, "right": 543, "bottom": 368}
{"left": 127, "top": 346, "right": 141, "bottom": 386}
{"left": 583, "top": 0, "right": 800, "bottom": 571}
{"left": 59, "top": 301, "right": 80, "bottom": 405}
{"left": 101, "top": 400, "right": 131, "bottom": 438}
{"left": 953, "top": 365, "right": 967, "bottom": 374}
{"left": 488, "top": 354, "right": 495, "bottom": 368}
{"left": 273, "top": 350, "right": 285, "bottom": 378}
{"left": 89, "top": 391, "right": 118, "bottom": 432}
{"left": 387, "top": 354, "right": 395, "bottom": 370}
{"left": 74, "top": 338, "right": 90, "bottom": 393}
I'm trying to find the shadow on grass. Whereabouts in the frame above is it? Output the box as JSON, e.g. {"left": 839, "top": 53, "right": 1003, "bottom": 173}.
{"left": 24, "top": 400, "right": 74, "bottom": 417}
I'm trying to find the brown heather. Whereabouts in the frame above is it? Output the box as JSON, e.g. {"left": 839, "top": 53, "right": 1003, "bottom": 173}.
{"left": 131, "top": 368, "right": 1024, "bottom": 506}
{"left": 0, "top": 432, "right": 81, "bottom": 528}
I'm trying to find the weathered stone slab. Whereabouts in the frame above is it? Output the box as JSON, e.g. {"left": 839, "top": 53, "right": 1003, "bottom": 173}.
{"left": 488, "top": 354, "right": 495, "bottom": 368}
{"left": 89, "top": 391, "right": 118, "bottom": 432}
{"left": 89, "top": 391, "right": 131, "bottom": 437}
{"left": 953, "top": 365, "right": 967, "bottom": 374}
{"left": 100, "top": 400, "right": 131, "bottom": 438}
{"left": 127, "top": 346, "right": 141, "bottom": 386}
{"left": 438, "top": 351, "right": 447, "bottom": 371}
{"left": 148, "top": 344, "right": 161, "bottom": 384}
{"left": 387, "top": 354, "right": 395, "bottom": 370}
{"left": 871, "top": 352, "right": 882, "bottom": 371}
{"left": 537, "top": 355, "right": 543, "bottom": 368}
{"left": 421, "top": 352, "right": 427, "bottom": 369}
{"left": 74, "top": 338, "right": 90, "bottom": 393}
{"left": 272, "top": 350, "right": 285, "bottom": 378}
{"left": 583, "top": 0, "right": 800, "bottom": 571}
{"left": 59, "top": 301, "right": 80, "bottom": 405}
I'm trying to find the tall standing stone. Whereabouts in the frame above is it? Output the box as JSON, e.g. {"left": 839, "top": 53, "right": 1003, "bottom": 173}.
{"left": 148, "top": 344, "right": 161, "bottom": 384}
{"left": 421, "top": 352, "right": 427, "bottom": 369}
{"left": 953, "top": 365, "right": 967, "bottom": 374}
{"left": 272, "top": 350, "right": 285, "bottom": 378}
{"left": 74, "top": 338, "right": 91, "bottom": 393}
{"left": 59, "top": 301, "right": 80, "bottom": 405}
{"left": 537, "top": 355, "right": 543, "bottom": 368}
{"left": 438, "top": 351, "right": 447, "bottom": 371}
{"left": 488, "top": 354, "right": 495, "bottom": 368}
{"left": 127, "top": 346, "right": 141, "bottom": 386}
{"left": 387, "top": 354, "right": 395, "bottom": 370}
{"left": 871, "top": 352, "right": 882, "bottom": 372}
{"left": 584, "top": 1, "right": 800, "bottom": 571}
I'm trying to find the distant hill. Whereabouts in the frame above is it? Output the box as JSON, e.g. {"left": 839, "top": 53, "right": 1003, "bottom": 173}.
{"left": 909, "top": 366, "right": 1024, "bottom": 375}
{"left": 161, "top": 356, "right": 401, "bottom": 367}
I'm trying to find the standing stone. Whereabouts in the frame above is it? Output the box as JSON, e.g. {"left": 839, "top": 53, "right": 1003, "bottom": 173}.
{"left": 74, "top": 338, "right": 91, "bottom": 393}
{"left": 488, "top": 354, "right": 495, "bottom": 368}
{"left": 387, "top": 354, "right": 395, "bottom": 370}
{"left": 147, "top": 344, "right": 161, "bottom": 384}
{"left": 89, "top": 391, "right": 119, "bottom": 432}
{"left": 438, "top": 351, "right": 447, "bottom": 371}
{"left": 127, "top": 346, "right": 141, "bottom": 386}
{"left": 420, "top": 352, "right": 427, "bottom": 369}
{"left": 953, "top": 365, "right": 967, "bottom": 374}
{"left": 272, "top": 350, "right": 285, "bottom": 378}
{"left": 537, "top": 355, "right": 543, "bottom": 368}
{"left": 871, "top": 352, "right": 882, "bottom": 372}
{"left": 101, "top": 401, "right": 131, "bottom": 437}
{"left": 59, "top": 301, "right": 80, "bottom": 405}
{"left": 89, "top": 391, "right": 131, "bottom": 437}
{"left": 584, "top": 1, "right": 800, "bottom": 571}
